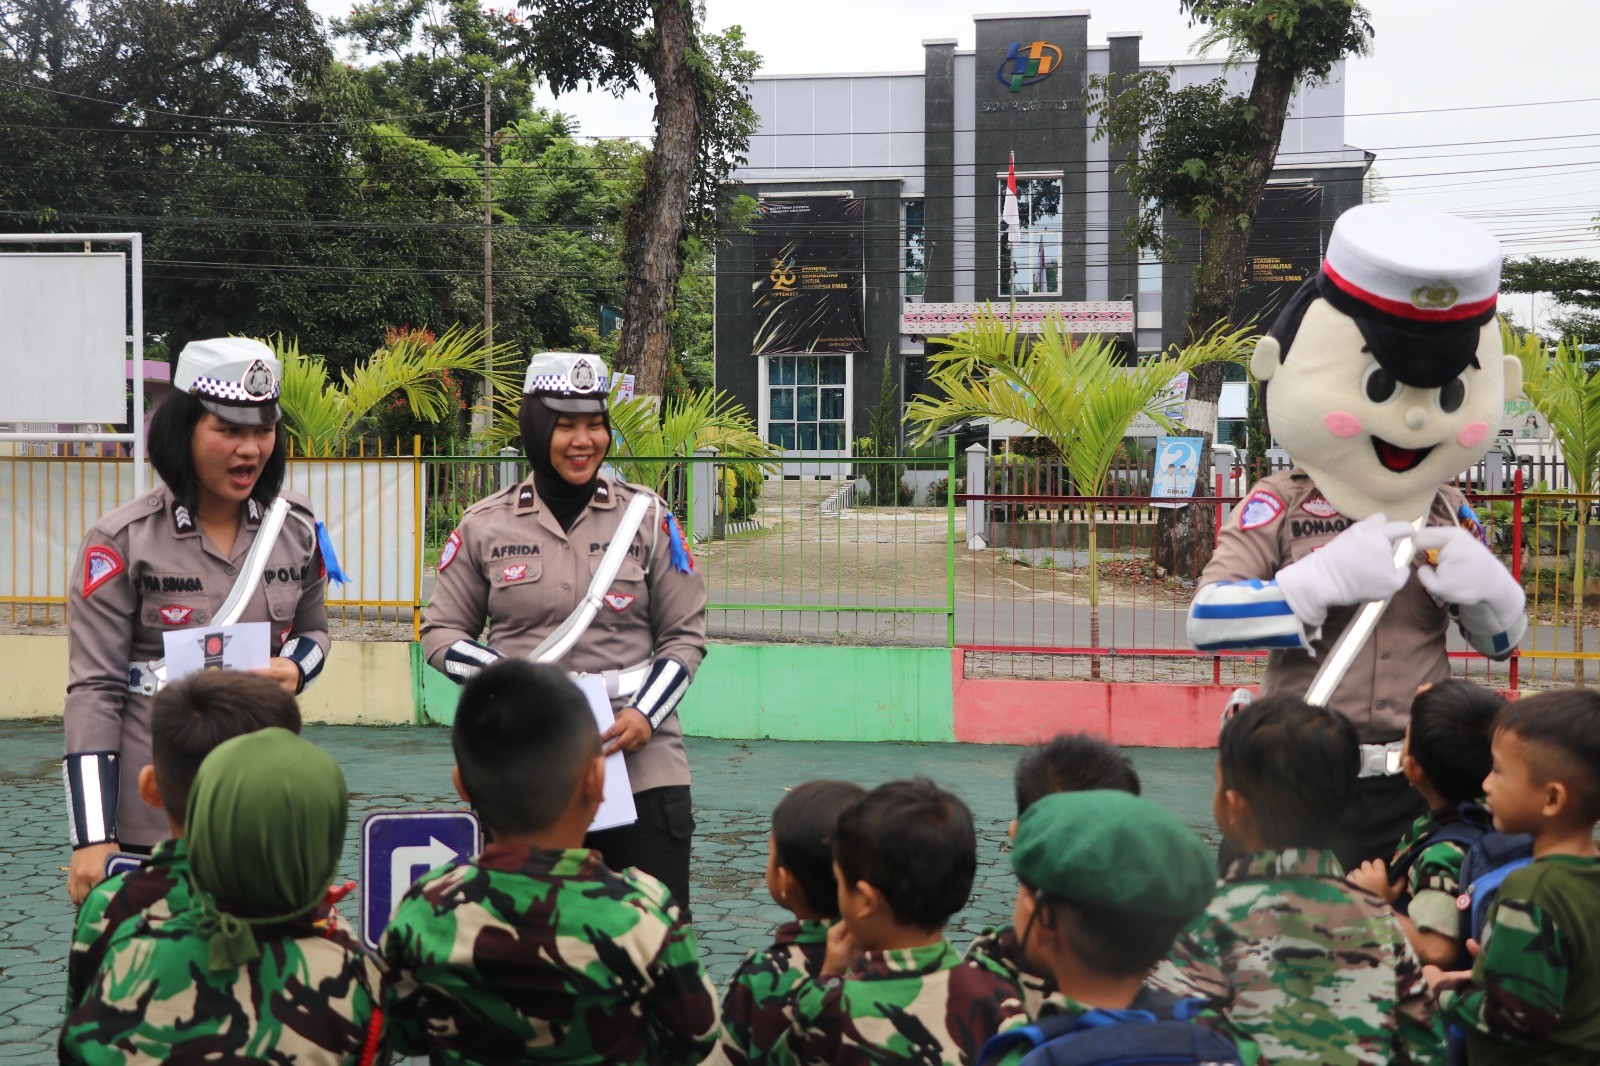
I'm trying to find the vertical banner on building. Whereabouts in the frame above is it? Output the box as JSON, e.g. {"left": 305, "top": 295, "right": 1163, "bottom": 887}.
{"left": 1235, "top": 185, "right": 1324, "bottom": 330}
{"left": 750, "top": 197, "right": 866, "bottom": 355}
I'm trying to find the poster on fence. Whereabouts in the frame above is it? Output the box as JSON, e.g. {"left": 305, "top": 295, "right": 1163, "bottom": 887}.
{"left": 1151, "top": 437, "right": 1203, "bottom": 509}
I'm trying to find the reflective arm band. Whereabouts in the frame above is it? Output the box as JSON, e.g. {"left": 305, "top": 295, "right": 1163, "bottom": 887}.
{"left": 64, "top": 752, "right": 120, "bottom": 849}
{"left": 634, "top": 658, "right": 691, "bottom": 733}
{"left": 1459, "top": 610, "right": 1527, "bottom": 661}
{"left": 443, "top": 639, "right": 504, "bottom": 683}
{"left": 278, "top": 636, "right": 326, "bottom": 692}
{"left": 1188, "top": 580, "right": 1311, "bottom": 652}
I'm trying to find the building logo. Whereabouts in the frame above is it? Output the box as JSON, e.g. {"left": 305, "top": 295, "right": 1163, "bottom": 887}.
{"left": 997, "top": 41, "right": 1063, "bottom": 92}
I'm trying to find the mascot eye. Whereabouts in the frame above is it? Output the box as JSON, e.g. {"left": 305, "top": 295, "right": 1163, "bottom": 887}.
{"left": 1362, "top": 365, "right": 1398, "bottom": 404}
{"left": 1436, "top": 377, "right": 1468, "bottom": 414}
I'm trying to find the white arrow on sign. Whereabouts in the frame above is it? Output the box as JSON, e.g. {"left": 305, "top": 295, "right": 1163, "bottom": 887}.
{"left": 390, "top": 836, "right": 459, "bottom": 918}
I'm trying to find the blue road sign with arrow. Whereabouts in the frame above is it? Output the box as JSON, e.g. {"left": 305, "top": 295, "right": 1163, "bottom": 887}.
{"left": 360, "top": 809, "right": 482, "bottom": 950}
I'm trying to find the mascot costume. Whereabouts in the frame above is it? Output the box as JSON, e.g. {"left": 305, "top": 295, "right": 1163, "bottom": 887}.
{"left": 1188, "top": 203, "right": 1527, "bottom": 867}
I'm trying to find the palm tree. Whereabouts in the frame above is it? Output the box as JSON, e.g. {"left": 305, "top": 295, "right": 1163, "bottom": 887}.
{"left": 271, "top": 326, "right": 521, "bottom": 455}
{"left": 906, "top": 311, "right": 1255, "bottom": 675}
{"left": 1506, "top": 323, "right": 1600, "bottom": 683}
{"left": 607, "top": 388, "right": 778, "bottom": 525}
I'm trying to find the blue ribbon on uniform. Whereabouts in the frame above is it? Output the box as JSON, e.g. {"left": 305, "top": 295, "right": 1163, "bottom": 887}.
{"left": 665, "top": 513, "right": 694, "bottom": 574}
{"left": 315, "top": 520, "right": 351, "bottom": 586}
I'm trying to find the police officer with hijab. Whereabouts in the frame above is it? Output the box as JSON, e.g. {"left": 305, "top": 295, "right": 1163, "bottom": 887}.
{"left": 63, "top": 338, "right": 331, "bottom": 903}
{"left": 422, "top": 352, "right": 707, "bottom": 912}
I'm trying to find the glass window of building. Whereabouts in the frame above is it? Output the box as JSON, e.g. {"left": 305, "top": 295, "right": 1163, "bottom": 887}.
{"left": 999, "top": 176, "right": 1062, "bottom": 296}
{"left": 903, "top": 199, "right": 925, "bottom": 298}
{"left": 767, "top": 355, "right": 848, "bottom": 451}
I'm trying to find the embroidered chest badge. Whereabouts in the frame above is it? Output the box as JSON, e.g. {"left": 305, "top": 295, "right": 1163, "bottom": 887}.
{"left": 83, "top": 545, "right": 125, "bottom": 596}
{"left": 604, "top": 593, "right": 636, "bottom": 612}
{"left": 1237, "top": 490, "right": 1285, "bottom": 530}
{"left": 501, "top": 564, "right": 528, "bottom": 583}
{"left": 158, "top": 605, "right": 194, "bottom": 626}
{"left": 1301, "top": 494, "right": 1340, "bottom": 519}
{"left": 438, "top": 530, "right": 461, "bottom": 571}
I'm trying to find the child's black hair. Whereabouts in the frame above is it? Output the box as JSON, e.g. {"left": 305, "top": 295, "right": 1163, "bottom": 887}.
{"left": 1408, "top": 680, "right": 1505, "bottom": 805}
{"left": 833, "top": 778, "right": 975, "bottom": 932}
{"left": 772, "top": 780, "right": 867, "bottom": 918}
{"left": 147, "top": 391, "right": 287, "bottom": 515}
{"left": 1039, "top": 899, "right": 1187, "bottom": 979}
{"left": 1218, "top": 694, "right": 1357, "bottom": 850}
{"left": 1493, "top": 689, "right": 1600, "bottom": 822}
{"left": 151, "top": 671, "right": 303, "bottom": 821}
{"left": 1014, "top": 733, "right": 1141, "bottom": 816}
{"left": 452, "top": 660, "right": 600, "bottom": 835}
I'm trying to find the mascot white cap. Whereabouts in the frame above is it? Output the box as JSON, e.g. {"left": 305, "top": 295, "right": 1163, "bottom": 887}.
{"left": 1251, "top": 202, "right": 1521, "bottom": 523}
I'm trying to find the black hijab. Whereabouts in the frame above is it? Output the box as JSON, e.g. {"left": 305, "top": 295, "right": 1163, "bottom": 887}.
{"left": 519, "top": 395, "right": 611, "bottom": 532}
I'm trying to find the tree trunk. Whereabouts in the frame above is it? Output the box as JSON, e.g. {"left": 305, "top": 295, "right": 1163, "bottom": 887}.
{"left": 616, "top": 0, "right": 701, "bottom": 405}
{"left": 1154, "top": 60, "right": 1297, "bottom": 577}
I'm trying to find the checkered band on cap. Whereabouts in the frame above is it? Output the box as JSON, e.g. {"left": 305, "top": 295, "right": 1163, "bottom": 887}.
{"left": 521, "top": 351, "right": 610, "bottom": 397}
{"left": 190, "top": 372, "right": 281, "bottom": 403}
{"left": 1322, "top": 203, "right": 1500, "bottom": 323}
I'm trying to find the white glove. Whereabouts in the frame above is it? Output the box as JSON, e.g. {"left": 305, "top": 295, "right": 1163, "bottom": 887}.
{"left": 1275, "top": 513, "right": 1416, "bottom": 628}
{"left": 1413, "top": 525, "right": 1526, "bottom": 635}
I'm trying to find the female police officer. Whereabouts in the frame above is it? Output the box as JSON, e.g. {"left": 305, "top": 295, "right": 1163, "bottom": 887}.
{"left": 421, "top": 352, "right": 706, "bottom": 911}
{"left": 64, "top": 338, "right": 330, "bottom": 903}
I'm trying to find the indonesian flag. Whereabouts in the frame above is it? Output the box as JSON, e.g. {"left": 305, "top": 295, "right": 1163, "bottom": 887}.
{"left": 1002, "top": 152, "right": 1021, "bottom": 251}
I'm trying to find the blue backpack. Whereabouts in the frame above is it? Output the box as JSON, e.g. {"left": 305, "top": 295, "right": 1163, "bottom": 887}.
{"left": 977, "top": 988, "right": 1243, "bottom": 1066}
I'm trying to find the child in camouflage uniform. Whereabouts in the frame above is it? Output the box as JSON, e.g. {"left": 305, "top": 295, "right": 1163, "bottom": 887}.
{"left": 715, "top": 779, "right": 865, "bottom": 1065}
{"left": 1348, "top": 680, "right": 1506, "bottom": 967}
{"left": 964, "top": 733, "right": 1141, "bottom": 1016}
{"left": 1150, "top": 695, "right": 1445, "bottom": 1065}
{"left": 778, "top": 778, "right": 1025, "bottom": 1065}
{"left": 1428, "top": 689, "right": 1600, "bottom": 1064}
{"left": 977, "top": 790, "right": 1242, "bottom": 1066}
{"left": 65, "top": 671, "right": 303, "bottom": 1014}
{"left": 380, "top": 660, "right": 718, "bottom": 1065}
{"left": 61, "top": 727, "right": 382, "bottom": 1064}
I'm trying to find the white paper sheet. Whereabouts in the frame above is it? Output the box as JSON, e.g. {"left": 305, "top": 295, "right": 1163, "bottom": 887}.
{"left": 161, "top": 622, "right": 270, "bottom": 681}
{"left": 572, "top": 673, "right": 639, "bottom": 833}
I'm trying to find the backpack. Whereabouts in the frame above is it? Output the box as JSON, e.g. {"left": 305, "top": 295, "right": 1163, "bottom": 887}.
{"left": 977, "top": 988, "right": 1243, "bottom": 1066}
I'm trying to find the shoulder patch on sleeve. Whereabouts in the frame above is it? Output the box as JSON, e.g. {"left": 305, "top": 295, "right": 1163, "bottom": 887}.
{"left": 438, "top": 530, "right": 462, "bottom": 571}
{"left": 83, "top": 544, "right": 125, "bottom": 596}
{"left": 1237, "top": 490, "right": 1285, "bottom": 530}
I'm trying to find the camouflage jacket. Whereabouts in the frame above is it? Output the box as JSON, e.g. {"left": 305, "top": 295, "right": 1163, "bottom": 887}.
{"left": 978, "top": 987, "right": 1258, "bottom": 1066}
{"left": 66, "top": 836, "right": 194, "bottom": 1015}
{"left": 964, "top": 924, "right": 1056, "bottom": 1018}
{"left": 717, "top": 918, "right": 830, "bottom": 1065}
{"left": 1440, "top": 854, "right": 1600, "bottom": 1065}
{"left": 60, "top": 905, "right": 383, "bottom": 1065}
{"left": 380, "top": 842, "right": 717, "bottom": 1065}
{"left": 1148, "top": 848, "right": 1445, "bottom": 1065}
{"left": 1390, "top": 805, "right": 1474, "bottom": 939}
{"left": 777, "top": 938, "right": 1026, "bottom": 1066}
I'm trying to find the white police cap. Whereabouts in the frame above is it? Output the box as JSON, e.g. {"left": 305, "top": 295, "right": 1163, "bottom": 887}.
{"left": 172, "top": 338, "right": 282, "bottom": 426}
{"left": 1323, "top": 203, "right": 1500, "bottom": 320}
{"left": 522, "top": 351, "right": 610, "bottom": 413}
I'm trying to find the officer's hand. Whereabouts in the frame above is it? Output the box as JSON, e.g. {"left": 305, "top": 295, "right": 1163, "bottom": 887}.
{"left": 252, "top": 657, "right": 303, "bottom": 695}
{"left": 1276, "top": 513, "right": 1416, "bottom": 627}
{"left": 1414, "top": 526, "right": 1524, "bottom": 634}
{"left": 603, "top": 708, "right": 651, "bottom": 756}
{"left": 68, "top": 842, "right": 118, "bottom": 905}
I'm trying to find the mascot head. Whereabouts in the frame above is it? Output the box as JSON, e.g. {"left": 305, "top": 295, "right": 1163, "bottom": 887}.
{"left": 1252, "top": 203, "right": 1521, "bottom": 523}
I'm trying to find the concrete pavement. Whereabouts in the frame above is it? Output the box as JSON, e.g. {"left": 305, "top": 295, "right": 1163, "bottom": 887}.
{"left": 0, "top": 721, "right": 1217, "bottom": 1060}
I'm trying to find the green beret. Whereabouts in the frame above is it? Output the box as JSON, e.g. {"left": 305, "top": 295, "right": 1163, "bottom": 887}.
{"left": 1012, "top": 790, "right": 1215, "bottom": 920}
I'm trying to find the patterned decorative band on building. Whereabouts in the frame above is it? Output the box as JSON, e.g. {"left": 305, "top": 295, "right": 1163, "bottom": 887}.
{"left": 900, "top": 301, "right": 1134, "bottom": 336}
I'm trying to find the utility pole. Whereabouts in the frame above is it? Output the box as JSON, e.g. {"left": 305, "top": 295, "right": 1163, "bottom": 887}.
{"left": 477, "top": 75, "right": 495, "bottom": 440}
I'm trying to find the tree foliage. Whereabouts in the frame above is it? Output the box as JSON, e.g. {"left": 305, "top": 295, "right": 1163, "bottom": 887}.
{"left": 1503, "top": 255, "right": 1600, "bottom": 343}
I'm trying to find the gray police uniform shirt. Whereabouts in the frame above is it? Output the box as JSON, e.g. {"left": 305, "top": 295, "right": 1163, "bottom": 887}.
{"left": 1196, "top": 468, "right": 1473, "bottom": 742}
{"left": 64, "top": 485, "right": 329, "bottom": 847}
{"left": 421, "top": 475, "right": 708, "bottom": 793}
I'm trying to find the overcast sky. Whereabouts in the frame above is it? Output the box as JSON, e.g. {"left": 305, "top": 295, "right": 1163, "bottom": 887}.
{"left": 311, "top": 0, "right": 1598, "bottom": 328}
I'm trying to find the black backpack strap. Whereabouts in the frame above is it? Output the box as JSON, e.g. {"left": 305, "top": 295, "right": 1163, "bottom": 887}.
{"left": 1387, "top": 804, "right": 1492, "bottom": 886}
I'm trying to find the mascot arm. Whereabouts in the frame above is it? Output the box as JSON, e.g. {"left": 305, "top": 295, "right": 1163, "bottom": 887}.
{"left": 1189, "top": 580, "right": 1312, "bottom": 652}
{"left": 1413, "top": 526, "right": 1528, "bottom": 661}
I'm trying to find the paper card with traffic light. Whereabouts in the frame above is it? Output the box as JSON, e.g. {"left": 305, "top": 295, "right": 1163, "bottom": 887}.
{"left": 162, "top": 622, "right": 270, "bottom": 680}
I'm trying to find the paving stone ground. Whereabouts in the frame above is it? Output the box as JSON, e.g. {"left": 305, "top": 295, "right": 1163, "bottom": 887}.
{"left": 0, "top": 721, "right": 1216, "bottom": 1059}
